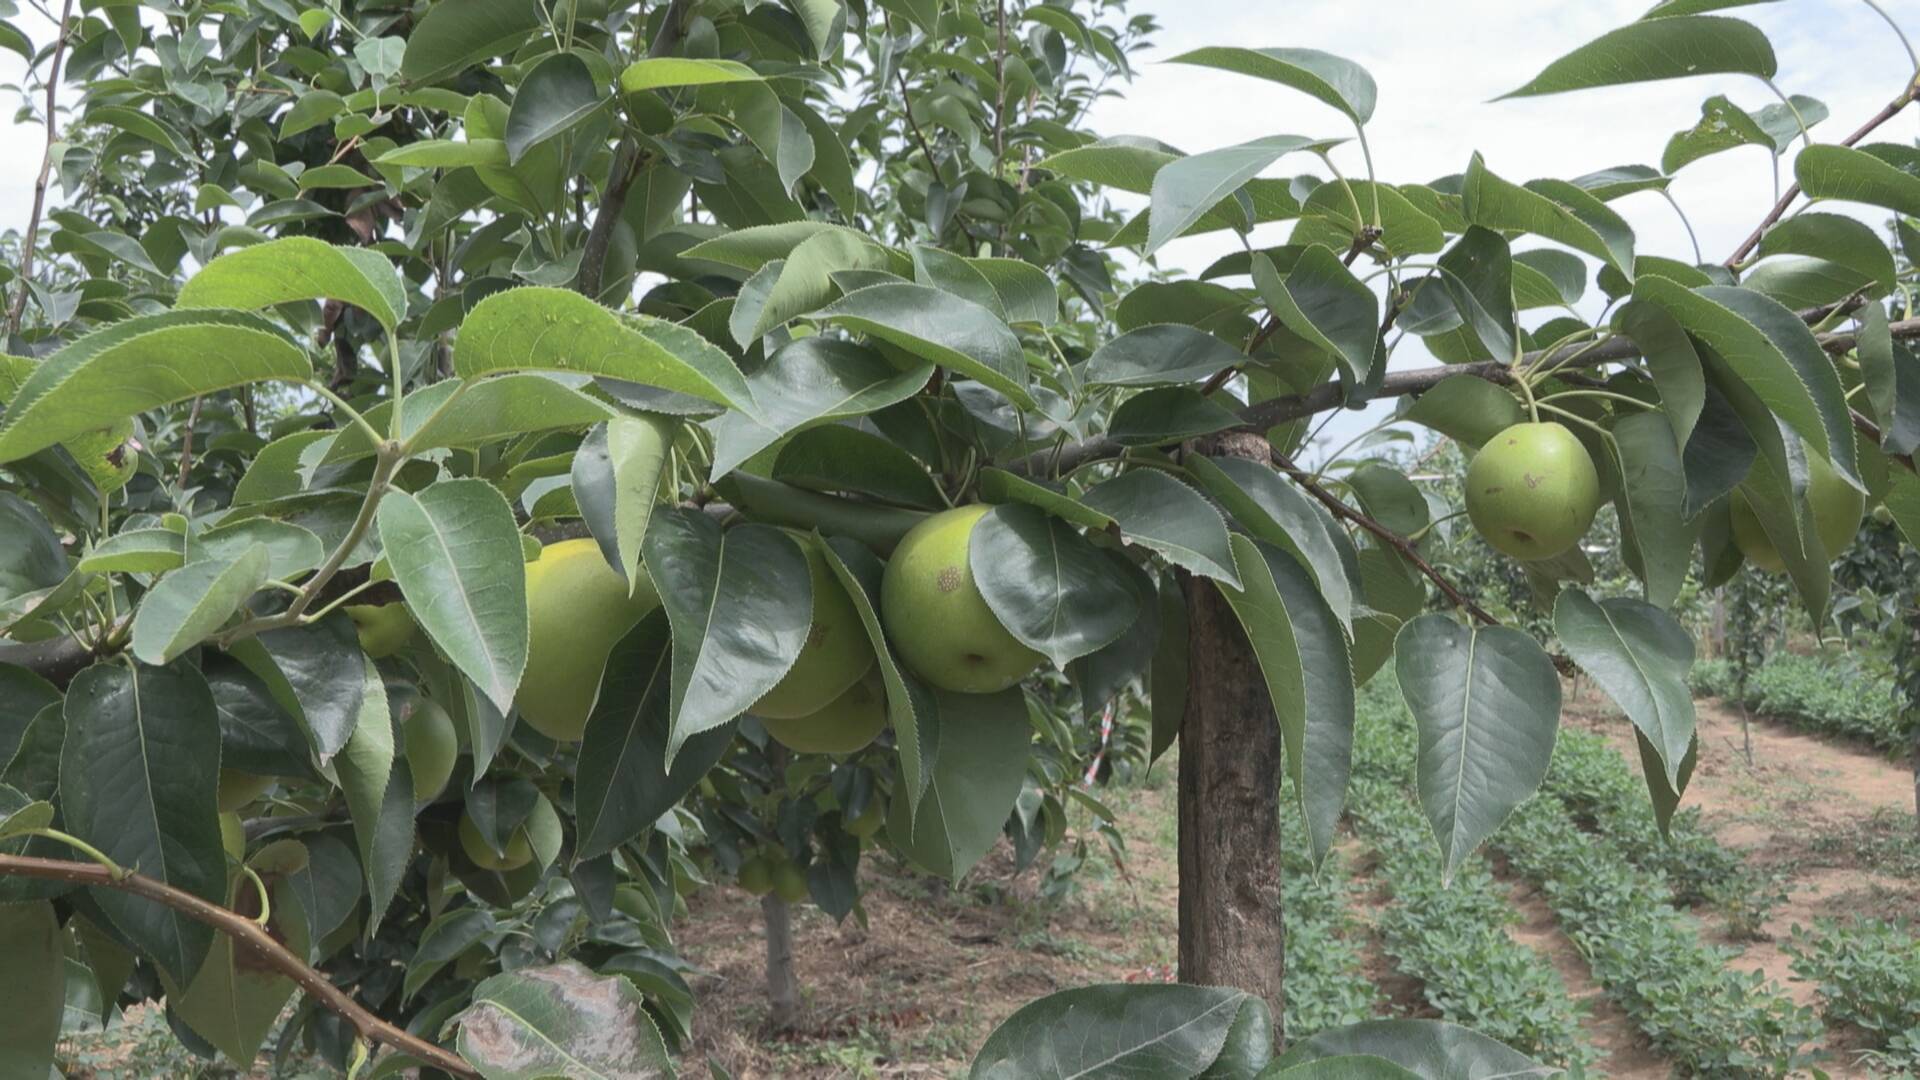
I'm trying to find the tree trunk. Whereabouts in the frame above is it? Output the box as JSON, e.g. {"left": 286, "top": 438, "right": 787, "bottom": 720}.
{"left": 761, "top": 893, "right": 799, "bottom": 1030}
{"left": 1176, "top": 430, "right": 1285, "bottom": 1043}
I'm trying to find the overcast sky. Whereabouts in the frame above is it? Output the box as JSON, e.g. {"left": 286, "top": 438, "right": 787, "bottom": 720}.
{"left": 4, "top": 0, "right": 1917, "bottom": 449}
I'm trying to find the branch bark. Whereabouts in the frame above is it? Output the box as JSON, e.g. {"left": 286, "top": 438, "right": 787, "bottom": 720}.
{"left": 1722, "top": 83, "right": 1917, "bottom": 267}
{"left": 5, "top": 0, "right": 77, "bottom": 340}
{"left": 1013, "top": 315, "right": 1920, "bottom": 479}
{"left": 1268, "top": 449, "right": 1498, "bottom": 627}
{"left": 1177, "top": 430, "right": 1285, "bottom": 1042}
{"left": 575, "top": 0, "right": 696, "bottom": 301}
{"left": 0, "top": 853, "right": 480, "bottom": 1079}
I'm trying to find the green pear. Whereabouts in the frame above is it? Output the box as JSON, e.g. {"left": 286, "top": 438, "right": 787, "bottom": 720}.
{"left": 516, "top": 539, "right": 659, "bottom": 742}
{"left": 347, "top": 602, "right": 416, "bottom": 659}
{"left": 844, "top": 798, "right": 885, "bottom": 839}
{"left": 737, "top": 854, "right": 775, "bottom": 897}
{"left": 760, "top": 669, "right": 888, "bottom": 755}
{"left": 216, "top": 769, "right": 274, "bottom": 812}
{"left": 1465, "top": 422, "right": 1602, "bottom": 561}
{"left": 457, "top": 793, "right": 556, "bottom": 872}
{"left": 880, "top": 505, "right": 1042, "bottom": 693}
{"left": 752, "top": 540, "right": 875, "bottom": 719}
{"left": 771, "top": 859, "right": 809, "bottom": 903}
{"left": 1730, "top": 451, "right": 1864, "bottom": 572}
{"left": 402, "top": 696, "right": 458, "bottom": 803}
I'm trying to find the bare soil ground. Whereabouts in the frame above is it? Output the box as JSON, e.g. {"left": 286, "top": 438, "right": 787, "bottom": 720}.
{"left": 679, "top": 770, "right": 1185, "bottom": 1078}
{"left": 1563, "top": 682, "right": 1920, "bottom": 1073}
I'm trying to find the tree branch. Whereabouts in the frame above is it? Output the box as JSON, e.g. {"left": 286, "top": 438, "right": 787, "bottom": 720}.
{"left": 1722, "top": 81, "right": 1917, "bottom": 267}
{"left": 575, "top": 0, "right": 696, "bottom": 301}
{"left": 5, "top": 0, "right": 76, "bottom": 340}
{"left": 1268, "top": 449, "right": 1499, "bottom": 627}
{"left": 1014, "top": 315, "right": 1920, "bottom": 478}
{"left": 895, "top": 68, "right": 940, "bottom": 175}
{"left": 0, "top": 853, "right": 480, "bottom": 1079}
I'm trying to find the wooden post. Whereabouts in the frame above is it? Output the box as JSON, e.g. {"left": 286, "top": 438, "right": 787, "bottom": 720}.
{"left": 761, "top": 893, "right": 799, "bottom": 1030}
{"left": 1176, "top": 430, "right": 1285, "bottom": 1041}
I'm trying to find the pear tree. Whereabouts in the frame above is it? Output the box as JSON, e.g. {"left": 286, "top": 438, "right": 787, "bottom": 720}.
{"left": 3, "top": 0, "right": 1920, "bottom": 1074}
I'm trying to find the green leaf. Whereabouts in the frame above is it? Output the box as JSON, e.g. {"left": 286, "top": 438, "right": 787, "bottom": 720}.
{"left": 376, "top": 479, "right": 529, "bottom": 716}
{"left": 816, "top": 283, "right": 1031, "bottom": 407}
{"left": 400, "top": 0, "right": 543, "bottom": 83}
{"left": 404, "top": 907, "right": 495, "bottom": 1001}
{"left": 169, "top": 878, "right": 311, "bottom": 1067}
{"left": 576, "top": 614, "right": 737, "bottom": 859}
{"left": 706, "top": 338, "right": 930, "bottom": 477}
{"left": 1663, "top": 94, "right": 1822, "bottom": 173}
{"left": 454, "top": 287, "right": 756, "bottom": 415}
{"left": 1216, "top": 535, "right": 1354, "bottom": 865}
{"left": 1273, "top": 1019, "right": 1548, "bottom": 1075}
{"left": 1553, "top": 588, "right": 1696, "bottom": 786}
{"left": 1612, "top": 411, "right": 1697, "bottom": 609}
{"left": 194, "top": 520, "right": 325, "bottom": 582}
{"left": 377, "top": 139, "right": 510, "bottom": 168}
{"left": 298, "top": 164, "right": 379, "bottom": 190}
{"left": 0, "top": 902, "right": 62, "bottom": 1079}
{"left": 980, "top": 986, "right": 1271, "bottom": 1076}
{"left": 571, "top": 415, "right": 673, "bottom": 597}
{"left": 0, "top": 310, "right": 308, "bottom": 464}
{"left": 61, "top": 662, "right": 225, "bottom": 982}
{"left": 1462, "top": 154, "right": 1635, "bottom": 279}
{"left": 1402, "top": 375, "right": 1526, "bottom": 451}
{"left": 227, "top": 615, "right": 367, "bottom": 762}
{"left": 1253, "top": 248, "right": 1379, "bottom": 391}
{"left": 820, "top": 536, "right": 936, "bottom": 807}
{"left": 1435, "top": 226, "right": 1517, "bottom": 362}
{"left": 337, "top": 656, "right": 393, "bottom": 875}
{"left": 971, "top": 504, "right": 1139, "bottom": 668}
{"left": 77, "top": 528, "right": 185, "bottom": 574}
{"left": 711, "top": 83, "right": 815, "bottom": 195}
{"left": 328, "top": 375, "right": 615, "bottom": 463}
{"left": 1795, "top": 144, "right": 1920, "bottom": 218}
{"left": 1084, "top": 324, "right": 1243, "bottom": 388}
{"left": 642, "top": 510, "right": 810, "bottom": 763}
{"left": 0, "top": 493, "right": 66, "bottom": 604}
{"left": 884, "top": 686, "right": 1029, "bottom": 880}
{"left": 1147, "top": 135, "right": 1332, "bottom": 256}
{"left": 1497, "top": 15, "right": 1776, "bottom": 98}
{"left": 735, "top": 230, "right": 894, "bottom": 345}
{"left": 1187, "top": 454, "right": 1358, "bottom": 631}
{"left": 1394, "top": 613, "right": 1560, "bottom": 882}
{"left": 1756, "top": 212, "right": 1895, "bottom": 290}
{"left": 0, "top": 790, "right": 53, "bottom": 840}
{"left": 178, "top": 236, "right": 406, "bottom": 330}
{"left": 1109, "top": 387, "right": 1242, "bottom": 446}
{"left": 1631, "top": 279, "right": 1858, "bottom": 487}
{"left": 1260, "top": 1056, "right": 1421, "bottom": 1079}
{"left": 455, "top": 962, "right": 673, "bottom": 1080}
{"left": 680, "top": 221, "right": 860, "bottom": 272}
{"left": 87, "top": 105, "right": 196, "bottom": 157}
{"left": 773, "top": 425, "right": 945, "bottom": 508}
{"left": 1167, "top": 46, "right": 1377, "bottom": 124}
{"left": 130, "top": 544, "right": 271, "bottom": 665}
{"left": 506, "top": 51, "right": 605, "bottom": 165}
{"left": 1617, "top": 299, "right": 1705, "bottom": 450}
{"left": 280, "top": 90, "right": 346, "bottom": 139}
{"left": 618, "top": 57, "right": 762, "bottom": 92}
{"left": 1079, "top": 470, "right": 1240, "bottom": 586}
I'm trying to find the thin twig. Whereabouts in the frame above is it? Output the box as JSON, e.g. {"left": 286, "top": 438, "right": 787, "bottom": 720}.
{"left": 6, "top": 0, "right": 77, "bottom": 339}
{"left": 1269, "top": 449, "right": 1499, "bottom": 627}
{"left": 895, "top": 68, "right": 939, "bottom": 174}
{"left": 1722, "top": 82, "right": 1918, "bottom": 267}
{"left": 0, "top": 853, "right": 480, "bottom": 1079}
{"left": 576, "top": 0, "right": 695, "bottom": 301}
{"left": 176, "top": 396, "right": 204, "bottom": 491}
{"left": 1017, "top": 314, "right": 1920, "bottom": 478}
